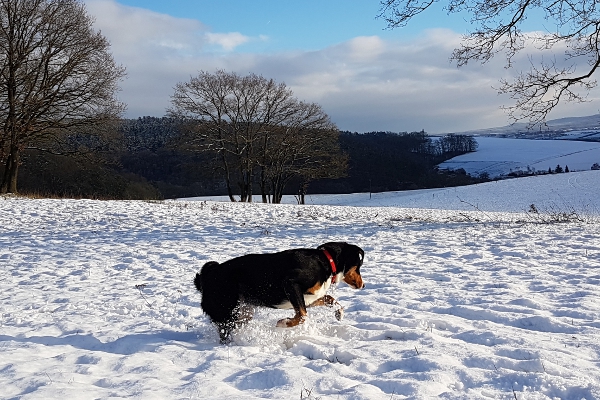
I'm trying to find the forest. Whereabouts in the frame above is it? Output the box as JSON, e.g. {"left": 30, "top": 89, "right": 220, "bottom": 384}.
{"left": 12, "top": 117, "right": 482, "bottom": 200}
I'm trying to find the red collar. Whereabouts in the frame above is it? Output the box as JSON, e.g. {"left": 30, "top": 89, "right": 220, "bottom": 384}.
{"left": 322, "top": 249, "right": 337, "bottom": 283}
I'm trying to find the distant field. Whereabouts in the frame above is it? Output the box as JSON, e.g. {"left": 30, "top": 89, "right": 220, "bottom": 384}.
{"left": 438, "top": 137, "right": 600, "bottom": 177}
{"left": 557, "top": 130, "right": 600, "bottom": 141}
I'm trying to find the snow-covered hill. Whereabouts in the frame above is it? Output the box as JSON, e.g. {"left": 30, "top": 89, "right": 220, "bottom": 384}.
{"left": 447, "top": 113, "right": 600, "bottom": 139}
{"left": 438, "top": 137, "right": 600, "bottom": 178}
{"left": 2, "top": 172, "right": 600, "bottom": 399}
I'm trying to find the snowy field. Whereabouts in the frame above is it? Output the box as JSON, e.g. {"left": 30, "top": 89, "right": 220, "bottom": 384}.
{"left": 438, "top": 137, "right": 600, "bottom": 177}
{"left": 191, "top": 171, "right": 600, "bottom": 214}
{"left": 557, "top": 130, "right": 600, "bottom": 141}
{"left": 2, "top": 171, "right": 600, "bottom": 399}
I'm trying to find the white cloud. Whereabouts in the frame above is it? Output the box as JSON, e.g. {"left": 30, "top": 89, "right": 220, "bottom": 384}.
{"left": 85, "top": 0, "right": 205, "bottom": 55}
{"left": 85, "top": 0, "right": 252, "bottom": 54}
{"left": 83, "top": 2, "right": 600, "bottom": 133}
{"left": 345, "top": 36, "right": 386, "bottom": 61}
{"left": 206, "top": 32, "right": 251, "bottom": 51}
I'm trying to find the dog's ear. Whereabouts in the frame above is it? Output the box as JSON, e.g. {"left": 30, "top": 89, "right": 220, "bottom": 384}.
{"left": 343, "top": 244, "right": 364, "bottom": 270}
{"left": 317, "top": 242, "right": 346, "bottom": 262}
{"left": 318, "top": 242, "right": 364, "bottom": 271}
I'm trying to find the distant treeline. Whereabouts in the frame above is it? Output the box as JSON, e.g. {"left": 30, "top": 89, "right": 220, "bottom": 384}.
{"left": 312, "top": 130, "right": 479, "bottom": 194}
{"left": 14, "top": 117, "right": 482, "bottom": 200}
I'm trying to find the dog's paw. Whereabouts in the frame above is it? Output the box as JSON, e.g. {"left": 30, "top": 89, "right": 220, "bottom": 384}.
{"left": 335, "top": 308, "right": 344, "bottom": 321}
{"left": 322, "top": 295, "right": 336, "bottom": 306}
{"left": 276, "top": 318, "right": 290, "bottom": 328}
{"left": 276, "top": 315, "right": 306, "bottom": 328}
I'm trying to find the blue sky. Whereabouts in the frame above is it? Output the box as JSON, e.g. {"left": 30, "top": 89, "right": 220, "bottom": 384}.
{"left": 114, "top": 0, "right": 468, "bottom": 51}
{"left": 84, "top": 0, "right": 599, "bottom": 133}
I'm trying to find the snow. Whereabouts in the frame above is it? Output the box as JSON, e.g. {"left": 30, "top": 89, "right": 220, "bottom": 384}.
{"left": 2, "top": 171, "right": 600, "bottom": 399}
{"left": 190, "top": 170, "right": 600, "bottom": 215}
{"left": 438, "top": 137, "right": 600, "bottom": 177}
{"left": 557, "top": 130, "right": 600, "bottom": 141}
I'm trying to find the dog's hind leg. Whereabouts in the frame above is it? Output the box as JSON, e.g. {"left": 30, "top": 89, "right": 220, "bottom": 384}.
{"left": 235, "top": 303, "right": 255, "bottom": 325}
{"left": 204, "top": 305, "right": 239, "bottom": 343}
{"left": 200, "top": 287, "right": 240, "bottom": 343}
{"left": 197, "top": 262, "right": 242, "bottom": 343}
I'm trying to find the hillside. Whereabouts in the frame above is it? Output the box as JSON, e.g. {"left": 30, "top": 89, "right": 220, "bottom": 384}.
{"left": 448, "top": 113, "right": 600, "bottom": 140}
{"left": 437, "top": 137, "right": 600, "bottom": 178}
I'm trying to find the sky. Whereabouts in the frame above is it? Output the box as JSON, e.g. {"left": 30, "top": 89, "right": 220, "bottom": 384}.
{"left": 84, "top": 0, "right": 600, "bottom": 133}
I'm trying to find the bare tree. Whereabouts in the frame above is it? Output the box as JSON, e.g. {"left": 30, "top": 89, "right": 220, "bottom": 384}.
{"left": 378, "top": 0, "right": 600, "bottom": 125}
{"left": 437, "top": 134, "right": 478, "bottom": 155}
{"left": 169, "top": 71, "right": 288, "bottom": 202}
{"left": 258, "top": 102, "right": 346, "bottom": 204}
{"left": 0, "top": 0, "right": 126, "bottom": 194}
{"left": 169, "top": 70, "right": 345, "bottom": 203}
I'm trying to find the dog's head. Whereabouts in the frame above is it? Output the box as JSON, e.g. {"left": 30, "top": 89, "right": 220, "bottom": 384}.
{"left": 317, "top": 242, "right": 365, "bottom": 289}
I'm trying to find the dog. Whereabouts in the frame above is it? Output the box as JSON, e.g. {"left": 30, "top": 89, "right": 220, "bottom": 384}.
{"left": 194, "top": 242, "right": 365, "bottom": 343}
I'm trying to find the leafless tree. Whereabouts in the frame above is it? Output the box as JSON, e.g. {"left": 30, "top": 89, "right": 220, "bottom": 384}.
{"left": 378, "top": 0, "right": 600, "bottom": 126}
{"left": 169, "top": 70, "right": 345, "bottom": 203}
{"left": 0, "top": 0, "right": 126, "bottom": 194}
{"left": 437, "top": 134, "right": 478, "bottom": 155}
{"left": 257, "top": 102, "right": 346, "bottom": 204}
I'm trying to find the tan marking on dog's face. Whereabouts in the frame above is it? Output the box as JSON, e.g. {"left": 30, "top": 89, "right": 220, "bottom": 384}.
{"left": 306, "top": 281, "right": 323, "bottom": 295}
{"left": 343, "top": 266, "right": 364, "bottom": 289}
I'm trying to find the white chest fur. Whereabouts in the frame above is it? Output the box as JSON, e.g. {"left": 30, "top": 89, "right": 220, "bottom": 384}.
{"left": 275, "top": 274, "right": 341, "bottom": 309}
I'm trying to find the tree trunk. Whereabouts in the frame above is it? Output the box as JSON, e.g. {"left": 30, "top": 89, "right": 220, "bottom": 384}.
{"left": 260, "top": 179, "right": 268, "bottom": 203}
{"left": 260, "top": 167, "right": 271, "bottom": 203}
{"left": 219, "top": 151, "right": 236, "bottom": 202}
{"left": 272, "top": 178, "right": 283, "bottom": 204}
{"left": 226, "top": 182, "right": 236, "bottom": 202}
{"left": 298, "top": 181, "right": 309, "bottom": 205}
{"left": 246, "top": 172, "right": 253, "bottom": 203}
{"left": 238, "top": 164, "right": 251, "bottom": 202}
{"left": 1, "top": 147, "right": 19, "bottom": 194}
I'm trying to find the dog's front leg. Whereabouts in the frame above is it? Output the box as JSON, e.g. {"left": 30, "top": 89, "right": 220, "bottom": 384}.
{"left": 307, "top": 295, "right": 344, "bottom": 321}
{"left": 307, "top": 295, "right": 336, "bottom": 307}
{"left": 277, "top": 280, "right": 307, "bottom": 328}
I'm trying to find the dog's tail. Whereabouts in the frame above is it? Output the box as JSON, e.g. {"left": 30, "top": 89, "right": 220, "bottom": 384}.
{"left": 194, "top": 261, "right": 220, "bottom": 294}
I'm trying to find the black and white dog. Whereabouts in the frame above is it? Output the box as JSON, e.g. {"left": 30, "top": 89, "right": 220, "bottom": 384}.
{"left": 194, "top": 242, "right": 365, "bottom": 343}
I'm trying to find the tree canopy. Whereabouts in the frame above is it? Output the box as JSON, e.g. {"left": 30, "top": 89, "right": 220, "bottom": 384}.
{"left": 168, "top": 70, "right": 345, "bottom": 203}
{"left": 378, "top": 0, "right": 600, "bottom": 125}
{"left": 0, "top": 0, "right": 126, "bottom": 193}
